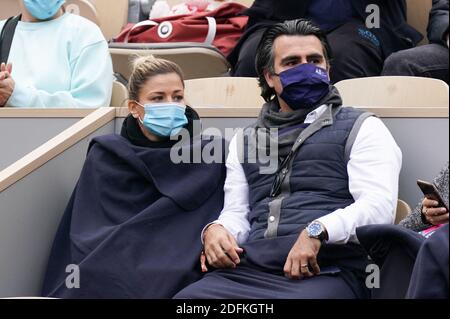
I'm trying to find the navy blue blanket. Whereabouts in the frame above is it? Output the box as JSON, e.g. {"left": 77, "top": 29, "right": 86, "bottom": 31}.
{"left": 356, "top": 225, "right": 424, "bottom": 299}
{"left": 407, "top": 224, "right": 449, "bottom": 299}
{"left": 357, "top": 224, "right": 449, "bottom": 299}
{"left": 42, "top": 134, "right": 226, "bottom": 298}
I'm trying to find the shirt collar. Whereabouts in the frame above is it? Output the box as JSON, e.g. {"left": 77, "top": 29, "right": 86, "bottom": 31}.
{"left": 304, "top": 104, "right": 329, "bottom": 124}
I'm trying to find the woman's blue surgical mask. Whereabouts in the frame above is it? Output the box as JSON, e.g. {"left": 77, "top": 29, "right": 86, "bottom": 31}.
{"left": 23, "top": 0, "right": 66, "bottom": 20}
{"left": 275, "top": 63, "right": 331, "bottom": 110}
{"left": 136, "top": 102, "right": 188, "bottom": 137}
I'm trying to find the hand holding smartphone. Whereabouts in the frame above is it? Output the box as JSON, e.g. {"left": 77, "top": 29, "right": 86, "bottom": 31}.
{"left": 417, "top": 180, "right": 449, "bottom": 211}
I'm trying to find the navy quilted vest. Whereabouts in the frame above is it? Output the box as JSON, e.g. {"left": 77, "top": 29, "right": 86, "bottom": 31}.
{"left": 242, "top": 107, "right": 371, "bottom": 242}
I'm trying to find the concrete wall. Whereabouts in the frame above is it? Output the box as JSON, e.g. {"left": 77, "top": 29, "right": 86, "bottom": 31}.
{"left": 0, "top": 122, "right": 114, "bottom": 298}
{"left": 0, "top": 118, "right": 80, "bottom": 171}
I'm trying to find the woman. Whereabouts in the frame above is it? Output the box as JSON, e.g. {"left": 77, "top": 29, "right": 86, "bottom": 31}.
{"left": 400, "top": 163, "right": 449, "bottom": 233}
{"left": 357, "top": 162, "right": 449, "bottom": 299}
{"left": 0, "top": 0, "right": 113, "bottom": 108}
{"left": 42, "top": 56, "right": 226, "bottom": 298}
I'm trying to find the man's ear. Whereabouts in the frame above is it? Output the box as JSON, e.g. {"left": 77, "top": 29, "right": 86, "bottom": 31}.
{"left": 264, "top": 70, "right": 276, "bottom": 89}
{"left": 128, "top": 100, "right": 140, "bottom": 119}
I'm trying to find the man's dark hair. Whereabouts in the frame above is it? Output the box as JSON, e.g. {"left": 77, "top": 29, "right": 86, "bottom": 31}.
{"left": 256, "top": 19, "right": 333, "bottom": 102}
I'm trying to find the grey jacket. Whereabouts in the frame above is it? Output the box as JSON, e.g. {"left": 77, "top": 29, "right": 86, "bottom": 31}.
{"left": 400, "top": 162, "right": 449, "bottom": 232}
{"left": 428, "top": 0, "right": 449, "bottom": 45}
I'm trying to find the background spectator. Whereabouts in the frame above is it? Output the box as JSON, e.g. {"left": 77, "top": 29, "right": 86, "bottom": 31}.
{"left": 228, "top": 0, "right": 423, "bottom": 83}
{"left": 0, "top": 0, "right": 113, "bottom": 108}
{"left": 400, "top": 163, "right": 449, "bottom": 232}
{"left": 382, "top": 0, "right": 449, "bottom": 83}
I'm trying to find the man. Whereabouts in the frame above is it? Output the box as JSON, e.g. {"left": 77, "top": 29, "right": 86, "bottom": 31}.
{"left": 228, "top": 0, "right": 422, "bottom": 83}
{"left": 382, "top": 0, "right": 449, "bottom": 83}
{"left": 175, "top": 20, "right": 402, "bottom": 299}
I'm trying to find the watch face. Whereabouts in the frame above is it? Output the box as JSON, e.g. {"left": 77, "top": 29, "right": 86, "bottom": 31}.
{"left": 308, "top": 223, "right": 323, "bottom": 237}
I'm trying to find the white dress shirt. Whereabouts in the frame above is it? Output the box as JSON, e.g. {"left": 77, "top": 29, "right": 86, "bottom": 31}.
{"left": 208, "top": 105, "right": 402, "bottom": 245}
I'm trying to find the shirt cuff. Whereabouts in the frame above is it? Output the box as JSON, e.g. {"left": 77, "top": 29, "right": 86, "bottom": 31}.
{"left": 316, "top": 213, "right": 346, "bottom": 244}
{"left": 7, "top": 82, "right": 33, "bottom": 107}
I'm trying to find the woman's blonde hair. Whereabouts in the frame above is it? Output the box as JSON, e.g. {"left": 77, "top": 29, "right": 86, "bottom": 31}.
{"left": 128, "top": 55, "right": 185, "bottom": 101}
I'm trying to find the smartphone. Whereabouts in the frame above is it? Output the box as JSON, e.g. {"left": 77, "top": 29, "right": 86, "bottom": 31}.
{"left": 417, "top": 180, "right": 449, "bottom": 211}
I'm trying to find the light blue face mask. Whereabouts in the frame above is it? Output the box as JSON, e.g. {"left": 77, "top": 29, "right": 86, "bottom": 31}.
{"left": 23, "top": 0, "right": 66, "bottom": 20}
{"left": 137, "top": 102, "right": 188, "bottom": 137}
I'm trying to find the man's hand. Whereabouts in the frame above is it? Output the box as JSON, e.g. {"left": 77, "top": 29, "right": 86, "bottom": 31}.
{"left": 284, "top": 229, "right": 322, "bottom": 280}
{"left": 201, "top": 224, "right": 244, "bottom": 272}
{"left": 0, "top": 63, "right": 15, "bottom": 107}
{"left": 422, "top": 198, "right": 449, "bottom": 225}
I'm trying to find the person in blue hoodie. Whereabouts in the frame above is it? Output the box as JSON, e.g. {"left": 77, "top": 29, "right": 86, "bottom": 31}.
{"left": 0, "top": 0, "right": 113, "bottom": 108}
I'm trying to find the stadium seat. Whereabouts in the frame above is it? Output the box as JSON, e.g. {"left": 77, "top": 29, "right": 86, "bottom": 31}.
{"left": 109, "top": 42, "right": 231, "bottom": 80}
{"left": 406, "top": 0, "right": 432, "bottom": 45}
{"left": 235, "top": 0, "right": 254, "bottom": 7}
{"left": 88, "top": 0, "right": 129, "bottom": 40}
{"left": 65, "top": 0, "right": 100, "bottom": 25}
{"left": 335, "top": 76, "right": 449, "bottom": 108}
{"left": 111, "top": 81, "right": 129, "bottom": 107}
{"left": 0, "top": 0, "right": 19, "bottom": 20}
{"left": 185, "top": 77, "right": 263, "bottom": 108}
{"left": 395, "top": 199, "right": 412, "bottom": 225}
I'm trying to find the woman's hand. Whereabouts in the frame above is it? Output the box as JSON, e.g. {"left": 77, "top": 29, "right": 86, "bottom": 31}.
{"left": 422, "top": 198, "right": 449, "bottom": 225}
{"left": 200, "top": 224, "right": 244, "bottom": 272}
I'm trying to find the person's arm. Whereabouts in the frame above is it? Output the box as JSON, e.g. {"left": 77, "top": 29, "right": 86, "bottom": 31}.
{"left": 433, "top": 162, "right": 449, "bottom": 205}
{"left": 202, "top": 134, "right": 251, "bottom": 245}
{"left": 401, "top": 163, "right": 449, "bottom": 231}
{"left": 6, "top": 40, "right": 113, "bottom": 108}
{"left": 428, "top": 0, "right": 449, "bottom": 46}
{"left": 399, "top": 202, "right": 432, "bottom": 232}
{"left": 200, "top": 133, "right": 251, "bottom": 271}
{"left": 316, "top": 117, "right": 402, "bottom": 244}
